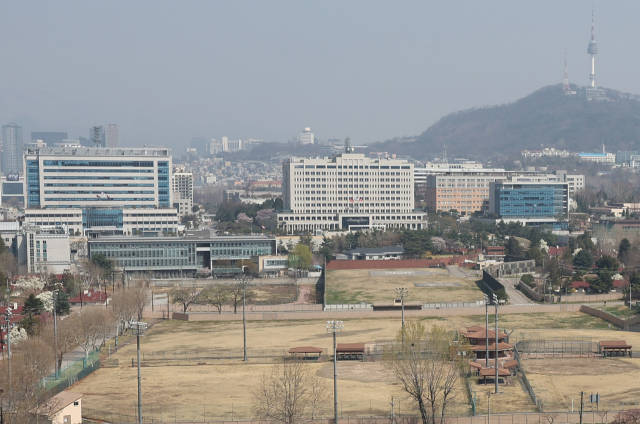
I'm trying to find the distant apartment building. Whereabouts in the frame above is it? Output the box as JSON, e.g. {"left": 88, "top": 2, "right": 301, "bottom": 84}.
{"left": 300, "top": 127, "right": 314, "bottom": 145}
{"left": 417, "top": 164, "right": 583, "bottom": 215}
{"left": 2, "top": 124, "right": 24, "bottom": 174}
{"left": 278, "top": 153, "right": 427, "bottom": 232}
{"left": 105, "top": 124, "right": 120, "bottom": 148}
{"left": 23, "top": 146, "right": 179, "bottom": 235}
{"left": 521, "top": 148, "right": 570, "bottom": 159}
{"left": 578, "top": 152, "right": 615, "bottom": 163}
{"left": 31, "top": 132, "right": 68, "bottom": 146}
{"left": 222, "top": 137, "right": 242, "bottom": 152}
{"left": 172, "top": 172, "right": 193, "bottom": 218}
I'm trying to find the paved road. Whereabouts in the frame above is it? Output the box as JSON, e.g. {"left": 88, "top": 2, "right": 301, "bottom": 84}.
{"left": 499, "top": 277, "right": 534, "bottom": 305}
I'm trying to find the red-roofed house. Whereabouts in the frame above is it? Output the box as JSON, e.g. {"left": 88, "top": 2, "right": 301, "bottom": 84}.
{"left": 547, "top": 246, "right": 567, "bottom": 257}
{"left": 69, "top": 290, "right": 110, "bottom": 306}
{"left": 570, "top": 281, "right": 590, "bottom": 293}
{"left": 613, "top": 280, "right": 629, "bottom": 292}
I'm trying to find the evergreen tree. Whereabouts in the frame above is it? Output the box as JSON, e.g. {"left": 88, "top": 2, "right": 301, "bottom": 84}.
{"left": 573, "top": 249, "right": 594, "bottom": 269}
{"left": 618, "top": 238, "right": 631, "bottom": 263}
{"left": 23, "top": 293, "right": 44, "bottom": 316}
{"left": 55, "top": 291, "right": 71, "bottom": 316}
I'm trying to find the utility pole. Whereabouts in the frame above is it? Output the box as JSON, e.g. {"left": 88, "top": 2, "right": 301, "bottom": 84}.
{"left": 579, "top": 391, "right": 584, "bottom": 424}
{"left": 396, "top": 288, "right": 408, "bottom": 344}
{"left": 234, "top": 272, "right": 253, "bottom": 362}
{"left": 493, "top": 293, "right": 499, "bottom": 394}
{"left": 132, "top": 321, "right": 147, "bottom": 423}
{"left": 487, "top": 391, "right": 492, "bottom": 424}
{"left": 3, "top": 308, "right": 12, "bottom": 395}
{"left": 327, "top": 321, "right": 344, "bottom": 424}
{"left": 390, "top": 397, "right": 395, "bottom": 424}
{"left": 484, "top": 293, "right": 489, "bottom": 367}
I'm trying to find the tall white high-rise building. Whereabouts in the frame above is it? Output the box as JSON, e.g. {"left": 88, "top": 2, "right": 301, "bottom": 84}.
{"left": 300, "top": 127, "right": 314, "bottom": 144}
{"left": 105, "top": 124, "right": 120, "bottom": 148}
{"left": 172, "top": 172, "right": 193, "bottom": 218}
{"left": 278, "top": 153, "right": 427, "bottom": 232}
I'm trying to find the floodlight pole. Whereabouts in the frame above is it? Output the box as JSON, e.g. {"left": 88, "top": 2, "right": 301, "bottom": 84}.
{"left": 484, "top": 294, "right": 489, "bottom": 367}
{"left": 53, "top": 290, "right": 59, "bottom": 379}
{"left": 396, "top": 288, "right": 408, "bottom": 345}
{"left": 327, "top": 321, "right": 344, "bottom": 424}
{"left": 493, "top": 294, "right": 499, "bottom": 394}
{"left": 132, "top": 322, "right": 147, "bottom": 424}
{"left": 235, "top": 273, "right": 252, "bottom": 362}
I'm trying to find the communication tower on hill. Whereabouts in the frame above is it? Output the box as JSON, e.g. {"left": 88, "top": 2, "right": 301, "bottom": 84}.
{"left": 563, "top": 48, "right": 576, "bottom": 95}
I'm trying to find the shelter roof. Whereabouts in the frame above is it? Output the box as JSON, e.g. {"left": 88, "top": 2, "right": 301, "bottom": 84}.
{"left": 479, "top": 368, "right": 510, "bottom": 377}
{"left": 503, "top": 360, "right": 519, "bottom": 369}
{"left": 471, "top": 342, "right": 513, "bottom": 351}
{"left": 336, "top": 343, "right": 365, "bottom": 353}
{"left": 462, "top": 329, "right": 507, "bottom": 339}
{"left": 468, "top": 361, "right": 483, "bottom": 370}
{"left": 288, "top": 346, "right": 324, "bottom": 354}
{"left": 599, "top": 340, "right": 632, "bottom": 349}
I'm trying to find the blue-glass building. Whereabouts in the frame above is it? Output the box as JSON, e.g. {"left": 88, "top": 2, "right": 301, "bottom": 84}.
{"left": 23, "top": 146, "right": 178, "bottom": 235}
{"left": 489, "top": 180, "right": 569, "bottom": 228}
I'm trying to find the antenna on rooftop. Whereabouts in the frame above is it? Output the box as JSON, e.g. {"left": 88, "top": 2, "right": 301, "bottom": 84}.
{"left": 344, "top": 136, "right": 353, "bottom": 154}
{"left": 92, "top": 125, "right": 103, "bottom": 147}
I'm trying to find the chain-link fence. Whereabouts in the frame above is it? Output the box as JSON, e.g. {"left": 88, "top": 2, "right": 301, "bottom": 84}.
{"left": 42, "top": 348, "right": 101, "bottom": 397}
{"left": 513, "top": 337, "right": 598, "bottom": 359}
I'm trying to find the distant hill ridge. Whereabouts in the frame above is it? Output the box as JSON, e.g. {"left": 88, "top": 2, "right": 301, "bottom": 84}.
{"left": 372, "top": 84, "right": 640, "bottom": 159}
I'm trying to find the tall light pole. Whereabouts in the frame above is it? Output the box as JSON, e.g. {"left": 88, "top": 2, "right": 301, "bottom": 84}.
{"left": 483, "top": 294, "right": 489, "bottom": 367}
{"left": 327, "top": 321, "right": 344, "bottom": 424}
{"left": 131, "top": 321, "right": 147, "bottom": 423}
{"left": 234, "top": 273, "right": 252, "bottom": 362}
{"left": 396, "top": 288, "right": 408, "bottom": 344}
{"left": 493, "top": 293, "right": 499, "bottom": 394}
{"left": 53, "top": 290, "right": 59, "bottom": 379}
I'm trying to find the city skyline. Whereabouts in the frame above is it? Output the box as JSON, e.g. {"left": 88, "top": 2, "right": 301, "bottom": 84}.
{"left": 1, "top": 1, "right": 639, "bottom": 150}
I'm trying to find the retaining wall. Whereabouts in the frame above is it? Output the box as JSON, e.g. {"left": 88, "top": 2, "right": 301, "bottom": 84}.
{"left": 518, "top": 281, "right": 543, "bottom": 302}
{"left": 580, "top": 305, "right": 640, "bottom": 330}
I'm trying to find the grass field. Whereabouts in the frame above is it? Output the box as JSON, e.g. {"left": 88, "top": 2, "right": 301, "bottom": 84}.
{"left": 524, "top": 357, "right": 640, "bottom": 412}
{"left": 325, "top": 268, "right": 484, "bottom": 304}
{"left": 74, "top": 312, "right": 630, "bottom": 421}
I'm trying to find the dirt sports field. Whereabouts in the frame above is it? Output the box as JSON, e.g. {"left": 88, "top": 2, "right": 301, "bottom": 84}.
{"left": 72, "top": 313, "right": 636, "bottom": 421}
{"left": 325, "top": 267, "right": 484, "bottom": 304}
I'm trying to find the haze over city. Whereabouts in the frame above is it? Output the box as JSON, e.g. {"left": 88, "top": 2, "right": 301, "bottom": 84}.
{"left": 2, "top": 1, "right": 640, "bottom": 148}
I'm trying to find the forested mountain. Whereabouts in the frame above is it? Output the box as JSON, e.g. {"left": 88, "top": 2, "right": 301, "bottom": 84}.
{"left": 369, "top": 84, "right": 640, "bottom": 159}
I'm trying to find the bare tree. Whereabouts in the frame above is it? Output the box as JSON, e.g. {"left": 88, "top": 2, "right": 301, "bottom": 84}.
{"left": 252, "top": 360, "right": 329, "bottom": 424}
{"left": 170, "top": 286, "right": 199, "bottom": 312}
{"left": 200, "top": 285, "right": 231, "bottom": 313}
{"left": 43, "top": 317, "right": 77, "bottom": 373}
{"left": 383, "top": 322, "right": 464, "bottom": 424}
{"left": 229, "top": 284, "right": 256, "bottom": 313}
{"left": 542, "top": 412, "right": 560, "bottom": 424}
{"left": 72, "top": 307, "right": 108, "bottom": 356}
{"left": 112, "top": 286, "right": 146, "bottom": 335}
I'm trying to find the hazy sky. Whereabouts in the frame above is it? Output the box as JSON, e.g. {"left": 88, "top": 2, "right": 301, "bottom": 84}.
{"left": 1, "top": 1, "right": 639, "bottom": 150}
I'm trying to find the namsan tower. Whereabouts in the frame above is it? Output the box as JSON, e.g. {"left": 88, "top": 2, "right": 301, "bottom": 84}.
{"left": 585, "top": 10, "right": 606, "bottom": 101}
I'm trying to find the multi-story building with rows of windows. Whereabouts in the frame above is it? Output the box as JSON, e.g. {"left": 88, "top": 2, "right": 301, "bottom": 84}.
{"left": 278, "top": 153, "right": 427, "bottom": 232}
{"left": 23, "top": 146, "right": 179, "bottom": 236}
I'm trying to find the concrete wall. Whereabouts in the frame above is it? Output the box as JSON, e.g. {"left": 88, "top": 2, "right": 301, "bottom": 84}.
{"left": 484, "top": 259, "right": 535, "bottom": 278}
{"left": 150, "top": 277, "right": 320, "bottom": 287}
{"left": 517, "top": 281, "right": 543, "bottom": 301}
{"left": 326, "top": 254, "right": 478, "bottom": 270}
{"left": 162, "top": 303, "right": 581, "bottom": 322}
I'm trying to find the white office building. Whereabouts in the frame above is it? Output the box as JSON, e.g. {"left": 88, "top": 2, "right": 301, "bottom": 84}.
{"left": 278, "top": 153, "right": 427, "bottom": 232}
{"left": 23, "top": 146, "right": 179, "bottom": 236}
